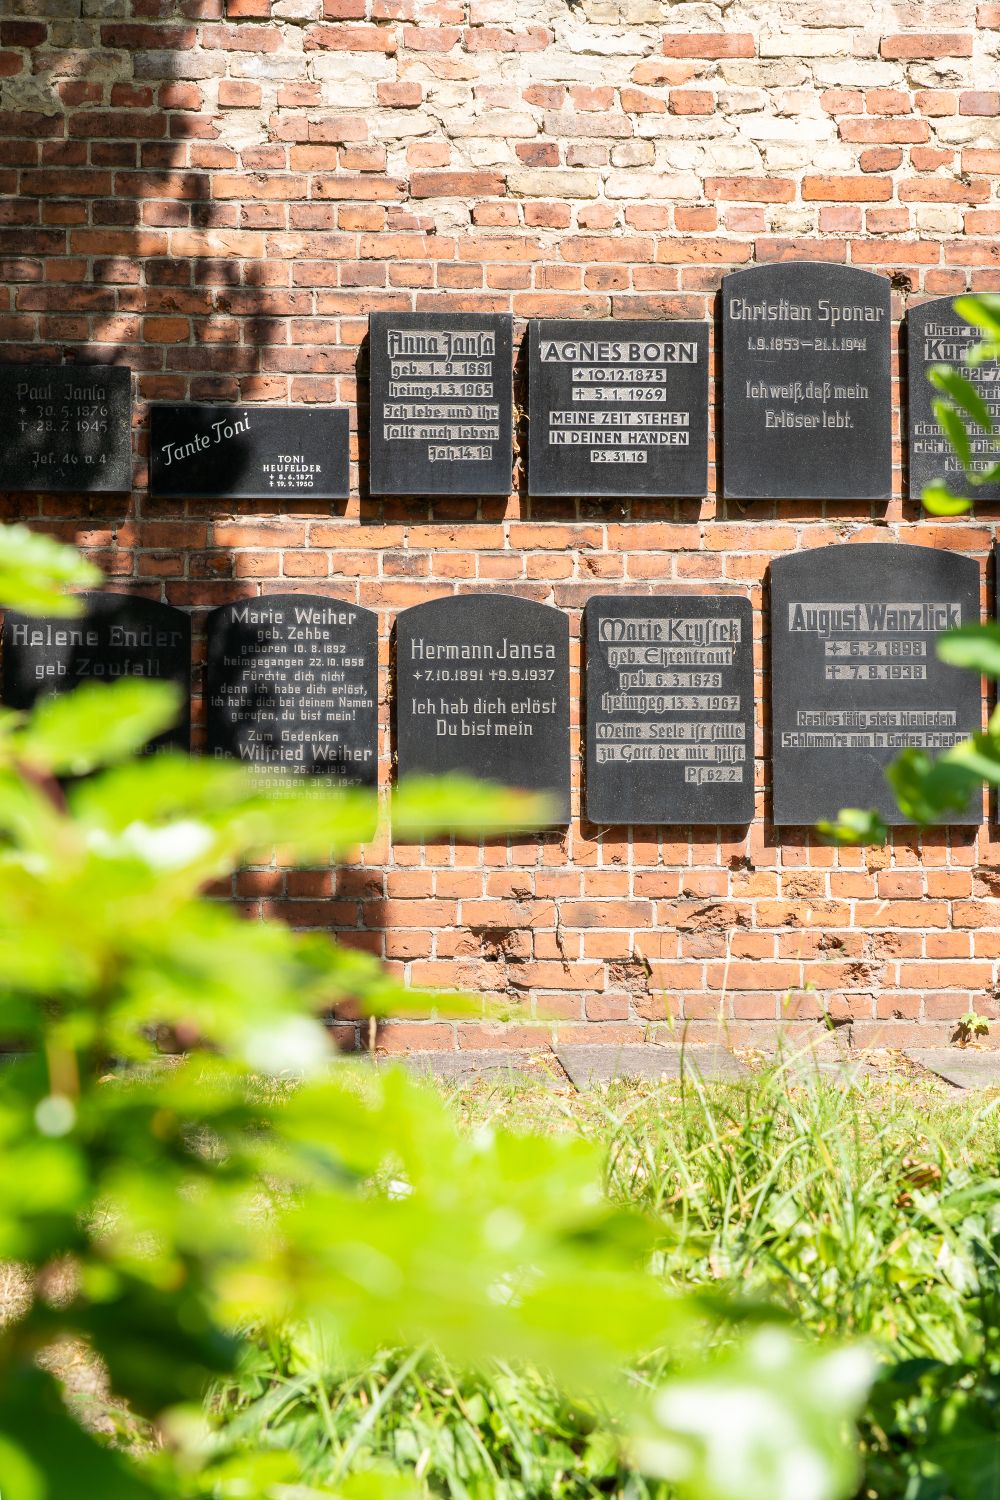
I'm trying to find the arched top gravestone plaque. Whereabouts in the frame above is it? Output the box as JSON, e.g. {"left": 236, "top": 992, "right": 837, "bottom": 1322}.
{"left": 907, "top": 296, "right": 1000, "bottom": 503}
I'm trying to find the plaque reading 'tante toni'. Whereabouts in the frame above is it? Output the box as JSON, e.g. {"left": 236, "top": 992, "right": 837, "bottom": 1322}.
{"left": 585, "top": 595, "right": 754, "bottom": 825}
{"left": 770, "top": 543, "right": 981, "bottom": 825}
{"left": 722, "top": 263, "right": 892, "bottom": 501}
{"left": 907, "top": 297, "right": 1000, "bottom": 503}
{"left": 150, "top": 406, "right": 350, "bottom": 501}
{"left": 0, "top": 363, "right": 132, "bottom": 493}
{"left": 395, "top": 594, "right": 570, "bottom": 822}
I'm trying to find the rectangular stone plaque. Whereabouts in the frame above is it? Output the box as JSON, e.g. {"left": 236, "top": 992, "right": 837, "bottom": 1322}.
{"left": 395, "top": 593, "right": 570, "bottom": 822}
{"left": 722, "top": 263, "right": 892, "bottom": 501}
{"left": 2, "top": 592, "right": 190, "bottom": 750}
{"left": 527, "top": 319, "right": 709, "bottom": 498}
{"left": 907, "top": 297, "right": 1000, "bottom": 503}
{"left": 206, "top": 594, "right": 377, "bottom": 787}
{"left": 770, "top": 543, "right": 981, "bottom": 825}
{"left": 0, "top": 363, "right": 131, "bottom": 493}
{"left": 584, "top": 594, "right": 754, "bottom": 824}
{"left": 368, "top": 311, "right": 513, "bottom": 495}
{"left": 149, "top": 406, "right": 350, "bottom": 501}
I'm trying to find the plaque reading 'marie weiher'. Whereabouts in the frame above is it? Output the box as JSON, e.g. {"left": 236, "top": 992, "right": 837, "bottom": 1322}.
{"left": 585, "top": 595, "right": 754, "bottom": 825}
{"left": 907, "top": 297, "right": 1000, "bottom": 503}
{"left": 395, "top": 594, "right": 570, "bottom": 822}
{"left": 722, "top": 263, "right": 892, "bottom": 501}
{"left": 0, "top": 363, "right": 132, "bottom": 493}
{"left": 150, "top": 406, "right": 350, "bottom": 500}
{"left": 770, "top": 544, "right": 981, "bottom": 825}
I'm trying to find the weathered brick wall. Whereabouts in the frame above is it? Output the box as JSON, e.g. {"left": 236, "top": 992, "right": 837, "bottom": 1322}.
{"left": 4, "top": 0, "right": 1000, "bottom": 1054}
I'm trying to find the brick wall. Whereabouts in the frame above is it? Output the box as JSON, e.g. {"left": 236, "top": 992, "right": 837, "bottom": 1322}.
{"left": 4, "top": 0, "right": 1000, "bottom": 1055}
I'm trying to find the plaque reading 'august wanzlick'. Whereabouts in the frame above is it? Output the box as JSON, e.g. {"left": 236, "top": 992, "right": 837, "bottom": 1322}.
{"left": 0, "top": 363, "right": 131, "bottom": 493}
{"left": 368, "top": 312, "right": 513, "bottom": 495}
{"left": 206, "top": 594, "right": 377, "bottom": 787}
{"left": 1, "top": 592, "right": 190, "bottom": 750}
{"left": 722, "top": 263, "right": 892, "bottom": 501}
{"left": 584, "top": 595, "right": 754, "bottom": 825}
{"left": 395, "top": 594, "right": 570, "bottom": 822}
{"left": 770, "top": 543, "right": 981, "bottom": 825}
{"left": 149, "top": 406, "right": 350, "bottom": 501}
{"left": 907, "top": 297, "right": 1000, "bottom": 502}
{"left": 527, "top": 320, "right": 709, "bottom": 498}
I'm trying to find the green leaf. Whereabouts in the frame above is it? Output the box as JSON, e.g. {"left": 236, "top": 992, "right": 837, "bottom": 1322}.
{"left": 922, "top": 480, "right": 974, "bottom": 517}
{"left": 13, "top": 679, "right": 182, "bottom": 775}
{"left": 928, "top": 365, "right": 994, "bottom": 432}
{"left": 0, "top": 527, "right": 100, "bottom": 616}
{"left": 936, "top": 624, "right": 1000, "bottom": 676}
{"left": 886, "top": 748, "right": 981, "bottom": 825}
{"left": 953, "top": 293, "right": 1000, "bottom": 339}
{"left": 816, "top": 807, "right": 888, "bottom": 847}
{"left": 933, "top": 398, "right": 974, "bottom": 471}
{"left": 392, "top": 774, "right": 556, "bottom": 838}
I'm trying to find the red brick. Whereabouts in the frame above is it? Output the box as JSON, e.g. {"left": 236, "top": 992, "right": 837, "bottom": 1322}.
{"left": 961, "top": 91, "right": 1000, "bottom": 115}
{"left": 881, "top": 33, "right": 973, "bottom": 58}
{"left": 802, "top": 175, "right": 893, "bottom": 201}
{"left": 410, "top": 170, "right": 504, "bottom": 197}
{"left": 662, "top": 31, "right": 755, "bottom": 58}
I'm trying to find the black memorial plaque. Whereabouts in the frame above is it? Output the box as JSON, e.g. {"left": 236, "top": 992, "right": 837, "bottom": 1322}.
{"left": 584, "top": 595, "right": 754, "bottom": 824}
{"left": 1, "top": 592, "right": 190, "bottom": 750}
{"left": 368, "top": 311, "right": 513, "bottom": 496}
{"left": 907, "top": 297, "right": 1000, "bottom": 503}
{"left": 206, "top": 594, "right": 377, "bottom": 786}
{"left": 150, "top": 406, "right": 350, "bottom": 501}
{"left": 722, "top": 263, "right": 892, "bottom": 501}
{"left": 528, "top": 320, "right": 709, "bottom": 498}
{"left": 770, "top": 543, "right": 981, "bottom": 825}
{"left": 0, "top": 363, "right": 131, "bottom": 493}
{"left": 395, "top": 594, "right": 570, "bottom": 821}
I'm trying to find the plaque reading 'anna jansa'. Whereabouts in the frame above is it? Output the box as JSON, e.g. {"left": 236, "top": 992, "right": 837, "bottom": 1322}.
{"left": 907, "top": 297, "right": 1000, "bottom": 503}
{"left": 0, "top": 363, "right": 132, "bottom": 493}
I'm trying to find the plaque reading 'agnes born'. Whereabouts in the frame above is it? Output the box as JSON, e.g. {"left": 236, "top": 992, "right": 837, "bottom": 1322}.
{"left": 585, "top": 595, "right": 754, "bottom": 825}
{"left": 722, "top": 263, "right": 892, "bottom": 501}
{"left": 770, "top": 543, "right": 981, "bottom": 825}
{"left": 528, "top": 320, "right": 709, "bottom": 498}
{"left": 907, "top": 297, "right": 1000, "bottom": 502}
{"left": 368, "top": 312, "right": 513, "bottom": 495}
{"left": 150, "top": 406, "right": 350, "bottom": 501}
{"left": 206, "top": 595, "right": 377, "bottom": 786}
{"left": 2, "top": 592, "right": 190, "bottom": 750}
{"left": 395, "top": 594, "right": 570, "bottom": 821}
{"left": 0, "top": 363, "right": 131, "bottom": 493}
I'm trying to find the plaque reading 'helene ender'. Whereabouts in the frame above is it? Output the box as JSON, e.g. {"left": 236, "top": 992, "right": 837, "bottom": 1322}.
{"left": 722, "top": 263, "right": 892, "bottom": 501}
{"left": 0, "top": 363, "right": 132, "bottom": 493}
{"left": 2, "top": 592, "right": 190, "bottom": 751}
{"left": 368, "top": 312, "right": 513, "bottom": 496}
{"left": 395, "top": 594, "right": 570, "bottom": 822}
{"left": 585, "top": 595, "right": 754, "bottom": 825}
{"left": 770, "top": 543, "right": 981, "bottom": 825}
{"left": 528, "top": 320, "right": 709, "bottom": 498}
{"left": 206, "top": 595, "right": 377, "bottom": 786}
{"left": 907, "top": 297, "right": 1000, "bottom": 503}
{"left": 150, "top": 406, "right": 350, "bottom": 501}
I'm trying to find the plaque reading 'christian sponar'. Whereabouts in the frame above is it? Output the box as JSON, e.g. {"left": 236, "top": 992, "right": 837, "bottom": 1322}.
{"left": 206, "top": 595, "right": 377, "bottom": 786}
{"left": 907, "top": 297, "right": 1000, "bottom": 503}
{"left": 0, "top": 363, "right": 132, "bottom": 493}
{"left": 150, "top": 406, "right": 350, "bottom": 500}
{"left": 770, "top": 544, "right": 981, "bottom": 825}
{"left": 585, "top": 595, "right": 754, "bottom": 825}
{"left": 528, "top": 320, "right": 709, "bottom": 498}
{"left": 395, "top": 594, "right": 570, "bottom": 821}
{"left": 722, "top": 263, "right": 892, "bottom": 501}
{"left": 1, "top": 592, "right": 190, "bottom": 750}
{"left": 368, "top": 312, "right": 513, "bottom": 495}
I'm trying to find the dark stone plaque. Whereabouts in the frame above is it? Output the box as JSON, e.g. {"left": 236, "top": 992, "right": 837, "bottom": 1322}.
{"left": 584, "top": 594, "right": 753, "bottom": 824}
{"left": 206, "top": 594, "right": 377, "bottom": 786}
{"left": 907, "top": 297, "right": 1000, "bottom": 502}
{"left": 395, "top": 594, "right": 569, "bottom": 821}
{"left": 721, "top": 263, "right": 892, "bottom": 501}
{"left": 368, "top": 311, "right": 513, "bottom": 495}
{"left": 0, "top": 363, "right": 131, "bottom": 493}
{"left": 770, "top": 543, "right": 981, "bottom": 825}
{"left": 527, "top": 320, "right": 709, "bottom": 498}
{"left": 149, "top": 406, "right": 350, "bottom": 501}
{"left": 2, "top": 592, "right": 190, "bottom": 750}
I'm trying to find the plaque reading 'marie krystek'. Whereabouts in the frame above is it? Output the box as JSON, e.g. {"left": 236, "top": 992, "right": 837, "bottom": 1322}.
{"left": 722, "top": 263, "right": 892, "bottom": 501}
{"left": 1, "top": 592, "right": 190, "bottom": 750}
{"left": 0, "top": 363, "right": 131, "bottom": 493}
{"left": 206, "top": 594, "right": 377, "bottom": 786}
{"left": 150, "top": 406, "right": 350, "bottom": 500}
{"left": 527, "top": 320, "right": 709, "bottom": 497}
{"left": 368, "top": 312, "right": 513, "bottom": 495}
{"left": 395, "top": 594, "right": 570, "bottom": 822}
{"left": 770, "top": 544, "right": 981, "bottom": 825}
{"left": 585, "top": 595, "right": 753, "bottom": 824}
{"left": 907, "top": 297, "right": 1000, "bottom": 503}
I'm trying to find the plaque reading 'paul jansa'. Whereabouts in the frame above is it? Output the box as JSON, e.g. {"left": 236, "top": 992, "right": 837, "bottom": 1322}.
{"left": 0, "top": 363, "right": 132, "bottom": 493}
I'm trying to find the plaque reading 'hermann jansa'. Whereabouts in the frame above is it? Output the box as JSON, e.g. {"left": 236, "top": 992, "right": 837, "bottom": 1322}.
{"left": 150, "top": 406, "right": 350, "bottom": 500}
{"left": 584, "top": 595, "right": 754, "bottom": 825}
{"left": 395, "top": 594, "right": 570, "bottom": 822}
{"left": 0, "top": 363, "right": 132, "bottom": 493}
{"left": 769, "top": 543, "right": 981, "bottom": 825}
{"left": 907, "top": 296, "right": 1000, "bottom": 503}
{"left": 722, "top": 263, "right": 892, "bottom": 501}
